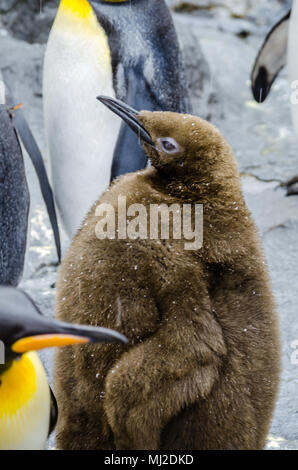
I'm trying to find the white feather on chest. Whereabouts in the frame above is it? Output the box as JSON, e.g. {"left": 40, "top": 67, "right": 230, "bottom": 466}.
{"left": 44, "top": 7, "right": 121, "bottom": 238}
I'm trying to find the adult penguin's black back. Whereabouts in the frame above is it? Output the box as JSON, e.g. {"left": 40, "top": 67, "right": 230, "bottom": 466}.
{"left": 91, "top": 0, "right": 191, "bottom": 177}
{"left": 93, "top": 0, "right": 190, "bottom": 112}
{"left": 0, "top": 102, "right": 29, "bottom": 286}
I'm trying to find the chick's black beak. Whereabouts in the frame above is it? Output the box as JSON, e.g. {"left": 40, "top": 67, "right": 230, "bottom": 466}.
{"left": 97, "top": 96, "right": 155, "bottom": 147}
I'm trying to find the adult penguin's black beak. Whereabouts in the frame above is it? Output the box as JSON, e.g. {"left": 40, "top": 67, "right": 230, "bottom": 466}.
{"left": 97, "top": 95, "right": 155, "bottom": 147}
{"left": 0, "top": 287, "right": 127, "bottom": 357}
{"left": 10, "top": 319, "right": 128, "bottom": 354}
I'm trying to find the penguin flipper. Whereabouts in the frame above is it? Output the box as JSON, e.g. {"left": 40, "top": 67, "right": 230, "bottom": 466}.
{"left": 10, "top": 107, "right": 61, "bottom": 263}
{"left": 111, "top": 66, "right": 157, "bottom": 181}
{"left": 281, "top": 175, "right": 298, "bottom": 196}
{"left": 49, "top": 387, "right": 58, "bottom": 436}
{"left": 251, "top": 9, "right": 291, "bottom": 103}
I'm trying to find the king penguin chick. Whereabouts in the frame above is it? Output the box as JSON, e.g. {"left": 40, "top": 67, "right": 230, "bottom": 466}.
{"left": 251, "top": 6, "right": 298, "bottom": 196}
{"left": 0, "top": 286, "right": 127, "bottom": 450}
{"left": 54, "top": 97, "right": 280, "bottom": 450}
{"left": 43, "top": 0, "right": 190, "bottom": 239}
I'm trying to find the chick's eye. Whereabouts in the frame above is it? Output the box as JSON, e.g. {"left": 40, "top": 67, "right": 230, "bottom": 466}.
{"left": 158, "top": 137, "right": 180, "bottom": 154}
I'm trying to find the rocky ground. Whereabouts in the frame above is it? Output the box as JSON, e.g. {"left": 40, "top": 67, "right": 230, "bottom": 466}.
{"left": 0, "top": 0, "right": 297, "bottom": 450}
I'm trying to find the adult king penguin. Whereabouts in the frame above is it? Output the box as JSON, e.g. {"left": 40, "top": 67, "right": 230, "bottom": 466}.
{"left": 0, "top": 78, "right": 60, "bottom": 285}
{"left": 0, "top": 286, "right": 127, "bottom": 450}
{"left": 0, "top": 80, "right": 29, "bottom": 285}
{"left": 53, "top": 97, "right": 280, "bottom": 450}
{"left": 43, "top": 0, "right": 190, "bottom": 238}
{"left": 251, "top": 4, "right": 298, "bottom": 195}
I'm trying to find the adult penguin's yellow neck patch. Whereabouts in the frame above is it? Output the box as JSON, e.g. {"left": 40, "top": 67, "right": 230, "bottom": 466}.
{"left": 59, "top": 0, "right": 130, "bottom": 20}
{"left": 0, "top": 352, "right": 37, "bottom": 417}
{"left": 0, "top": 352, "right": 50, "bottom": 450}
{"left": 56, "top": 0, "right": 109, "bottom": 41}
{"left": 52, "top": 0, "right": 112, "bottom": 70}
{"left": 59, "top": 0, "right": 94, "bottom": 20}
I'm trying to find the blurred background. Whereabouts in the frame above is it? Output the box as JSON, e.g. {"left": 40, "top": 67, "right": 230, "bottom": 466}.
{"left": 0, "top": 0, "right": 297, "bottom": 449}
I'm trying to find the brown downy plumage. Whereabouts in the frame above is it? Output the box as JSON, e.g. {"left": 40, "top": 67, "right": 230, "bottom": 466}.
{"left": 54, "top": 98, "right": 280, "bottom": 450}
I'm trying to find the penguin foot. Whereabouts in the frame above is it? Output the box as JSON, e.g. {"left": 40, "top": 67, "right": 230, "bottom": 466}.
{"left": 281, "top": 176, "right": 298, "bottom": 196}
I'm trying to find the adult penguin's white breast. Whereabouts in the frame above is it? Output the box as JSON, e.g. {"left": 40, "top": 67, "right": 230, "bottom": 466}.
{"left": 44, "top": 0, "right": 120, "bottom": 238}
{"left": 288, "top": 0, "right": 298, "bottom": 138}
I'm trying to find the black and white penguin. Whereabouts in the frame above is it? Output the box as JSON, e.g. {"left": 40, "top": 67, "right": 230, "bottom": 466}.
{"left": 43, "top": 0, "right": 190, "bottom": 238}
{"left": 251, "top": 4, "right": 298, "bottom": 195}
{"left": 0, "top": 286, "right": 127, "bottom": 450}
{"left": 0, "top": 78, "right": 60, "bottom": 286}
